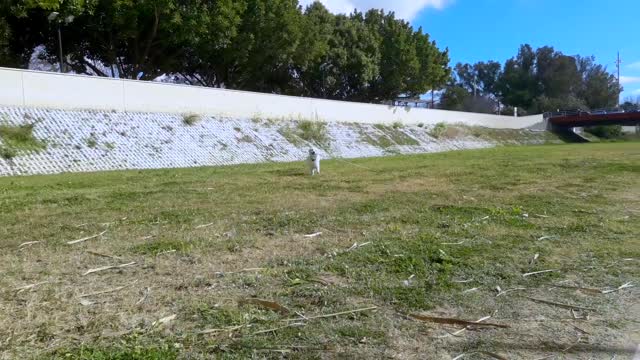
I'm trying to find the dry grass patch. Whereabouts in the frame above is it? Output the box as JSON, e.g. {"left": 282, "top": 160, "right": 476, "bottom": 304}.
{"left": 0, "top": 143, "right": 638, "bottom": 359}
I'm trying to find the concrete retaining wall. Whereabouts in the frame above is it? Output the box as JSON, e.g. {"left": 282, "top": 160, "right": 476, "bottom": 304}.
{"left": 0, "top": 106, "right": 557, "bottom": 176}
{"left": 0, "top": 67, "right": 543, "bottom": 129}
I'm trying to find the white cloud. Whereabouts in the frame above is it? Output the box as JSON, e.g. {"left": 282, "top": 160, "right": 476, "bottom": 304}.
{"left": 627, "top": 61, "right": 640, "bottom": 70}
{"left": 620, "top": 76, "right": 640, "bottom": 85}
{"left": 633, "top": 89, "right": 640, "bottom": 95}
{"left": 299, "top": 0, "right": 452, "bottom": 21}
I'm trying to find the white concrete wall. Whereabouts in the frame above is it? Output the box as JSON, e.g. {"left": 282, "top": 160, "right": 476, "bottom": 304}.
{"left": 0, "top": 67, "right": 543, "bottom": 129}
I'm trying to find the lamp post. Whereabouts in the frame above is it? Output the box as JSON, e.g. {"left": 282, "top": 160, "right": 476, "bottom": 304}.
{"left": 48, "top": 12, "right": 74, "bottom": 73}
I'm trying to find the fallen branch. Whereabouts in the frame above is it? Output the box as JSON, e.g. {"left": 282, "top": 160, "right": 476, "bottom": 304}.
{"left": 453, "top": 351, "right": 508, "bottom": 360}
{"left": 195, "top": 223, "right": 214, "bottom": 229}
{"left": 152, "top": 314, "right": 176, "bottom": 327}
{"left": 441, "top": 241, "right": 466, "bottom": 245}
{"left": 82, "top": 262, "right": 136, "bottom": 276}
{"left": 18, "top": 241, "right": 40, "bottom": 249}
{"left": 408, "top": 314, "right": 509, "bottom": 329}
{"left": 303, "top": 232, "right": 322, "bottom": 238}
{"left": 522, "top": 269, "right": 559, "bottom": 277}
{"left": 284, "top": 306, "right": 378, "bottom": 323}
{"left": 238, "top": 298, "right": 290, "bottom": 314}
{"left": 198, "top": 325, "right": 246, "bottom": 334}
{"left": 346, "top": 242, "right": 371, "bottom": 252}
{"left": 79, "top": 281, "right": 137, "bottom": 298}
{"left": 496, "top": 287, "right": 526, "bottom": 297}
{"left": 552, "top": 284, "right": 602, "bottom": 295}
{"left": 15, "top": 281, "right": 49, "bottom": 293}
{"left": 436, "top": 316, "right": 493, "bottom": 338}
{"left": 453, "top": 279, "right": 475, "bottom": 283}
{"left": 601, "top": 282, "right": 634, "bottom": 294}
{"left": 86, "top": 250, "right": 121, "bottom": 259}
{"left": 462, "top": 287, "right": 479, "bottom": 294}
{"left": 67, "top": 230, "right": 107, "bottom": 245}
{"left": 525, "top": 297, "right": 595, "bottom": 312}
{"left": 537, "top": 235, "right": 557, "bottom": 241}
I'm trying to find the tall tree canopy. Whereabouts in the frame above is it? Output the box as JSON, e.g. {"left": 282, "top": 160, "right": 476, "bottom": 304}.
{"left": 441, "top": 44, "right": 621, "bottom": 114}
{"left": 0, "top": 0, "right": 450, "bottom": 102}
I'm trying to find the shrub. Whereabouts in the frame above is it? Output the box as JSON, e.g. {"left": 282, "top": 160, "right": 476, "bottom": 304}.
{"left": 430, "top": 122, "right": 447, "bottom": 138}
{"left": 182, "top": 113, "right": 201, "bottom": 126}
{"left": 0, "top": 123, "right": 46, "bottom": 159}
{"left": 584, "top": 125, "right": 623, "bottom": 139}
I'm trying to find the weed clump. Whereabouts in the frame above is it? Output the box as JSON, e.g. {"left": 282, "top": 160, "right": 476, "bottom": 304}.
{"left": 430, "top": 122, "right": 447, "bottom": 138}
{"left": 0, "top": 123, "right": 46, "bottom": 159}
{"left": 182, "top": 113, "right": 201, "bottom": 126}
{"left": 279, "top": 119, "right": 328, "bottom": 145}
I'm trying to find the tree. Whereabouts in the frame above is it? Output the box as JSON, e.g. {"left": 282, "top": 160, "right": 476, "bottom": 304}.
{"left": 491, "top": 45, "right": 620, "bottom": 113}
{"left": 497, "top": 44, "right": 540, "bottom": 111}
{"left": 576, "top": 56, "right": 621, "bottom": 109}
{"left": 364, "top": 10, "right": 449, "bottom": 102}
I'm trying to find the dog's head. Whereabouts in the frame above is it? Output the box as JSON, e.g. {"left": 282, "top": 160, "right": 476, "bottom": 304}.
{"left": 308, "top": 149, "right": 316, "bottom": 156}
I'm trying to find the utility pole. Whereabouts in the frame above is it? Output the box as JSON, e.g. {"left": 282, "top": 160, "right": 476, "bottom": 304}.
{"left": 48, "top": 12, "right": 74, "bottom": 73}
{"left": 616, "top": 51, "right": 622, "bottom": 106}
{"left": 56, "top": 23, "right": 64, "bottom": 73}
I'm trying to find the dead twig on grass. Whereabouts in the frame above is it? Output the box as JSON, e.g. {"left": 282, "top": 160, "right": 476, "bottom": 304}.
{"left": 525, "top": 297, "right": 595, "bottom": 312}
{"left": 14, "top": 281, "right": 49, "bottom": 293}
{"left": 82, "top": 262, "right": 136, "bottom": 276}
{"left": 86, "top": 250, "right": 121, "bottom": 259}
{"left": 453, "top": 351, "right": 508, "bottom": 360}
{"left": 195, "top": 223, "right": 214, "bottom": 229}
{"left": 346, "top": 242, "right": 371, "bottom": 252}
{"left": 441, "top": 240, "right": 466, "bottom": 245}
{"left": 408, "top": 314, "right": 509, "bottom": 329}
{"left": 152, "top": 314, "right": 176, "bottom": 327}
{"left": 18, "top": 241, "right": 40, "bottom": 249}
{"left": 79, "top": 281, "right": 137, "bottom": 298}
{"left": 67, "top": 230, "right": 107, "bottom": 245}
{"left": 523, "top": 269, "right": 559, "bottom": 277}
{"left": 303, "top": 232, "right": 322, "bottom": 238}
{"left": 496, "top": 287, "right": 526, "bottom": 297}
{"left": 198, "top": 325, "right": 246, "bottom": 335}
{"left": 601, "top": 282, "right": 633, "bottom": 294}
{"left": 284, "top": 306, "right": 378, "bottom": 323}
{"left": 436, "top": 316, "right": 493, "bottom": 338}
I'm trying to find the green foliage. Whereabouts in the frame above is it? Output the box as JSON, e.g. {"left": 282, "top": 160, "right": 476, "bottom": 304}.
{"left": 50, "top": 339, "right": 179, "bottom": 360}
{"left": 0, "top": 123, "right": 46, "bottom": 158}
{"left": 2, "top": 1, "right": 449, "bottom": 102}
{"left": 443, "top": 45, "right": 620, "bottom": 114}
{"left": 584, "top": 125, "right": 624, "bottom": 139}
{"left": 430, "top": 122, "right": 447, "bottom": 138}
{"left": 280, "top": 120, "right": 328, "bottom": 146}
{"left": 182, "top": 113, "right": 200, "bottom": 126}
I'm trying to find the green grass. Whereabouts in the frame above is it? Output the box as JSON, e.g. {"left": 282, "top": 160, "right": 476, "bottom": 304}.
{"left": 279, "top": 120, "right": 328, "bottom": 146}
{"left": 363, "top": 124, "right": 420, "bottom": 148}
{"left": 1, "top": 143, "right": 638, "bottom": 359}
{"left": 182, "top": 113, "right": 201, "bottom": 126}
{"left": 0, "top": 123, "right": 46, "bottom": 159}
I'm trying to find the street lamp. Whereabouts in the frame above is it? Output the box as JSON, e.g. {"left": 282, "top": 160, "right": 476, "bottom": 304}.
{"left": 48, "top": 12, "right": 74, "bottom": 73}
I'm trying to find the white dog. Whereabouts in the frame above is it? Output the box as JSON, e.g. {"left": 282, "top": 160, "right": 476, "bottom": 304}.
{"left": 307, "top": 149, "right": 320, "bottom": 176}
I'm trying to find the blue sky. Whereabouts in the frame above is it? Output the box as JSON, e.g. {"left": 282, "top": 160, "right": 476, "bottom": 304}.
{"left": 303, "top": 0, "right": 640, "bottom": 101}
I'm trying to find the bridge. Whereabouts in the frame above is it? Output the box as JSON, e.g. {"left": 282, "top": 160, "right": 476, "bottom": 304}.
{"left": 545, "top": 109, "right": 640, "bottom": 128}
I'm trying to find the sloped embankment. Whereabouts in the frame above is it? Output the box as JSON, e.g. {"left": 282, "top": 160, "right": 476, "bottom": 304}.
{"left": 0, "top": 106, "right": 561, "bottom": 176}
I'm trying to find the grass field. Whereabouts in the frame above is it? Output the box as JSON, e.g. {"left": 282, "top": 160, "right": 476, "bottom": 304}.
{"left": 0, "top": 143, "right": 638, "bottom": 359}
